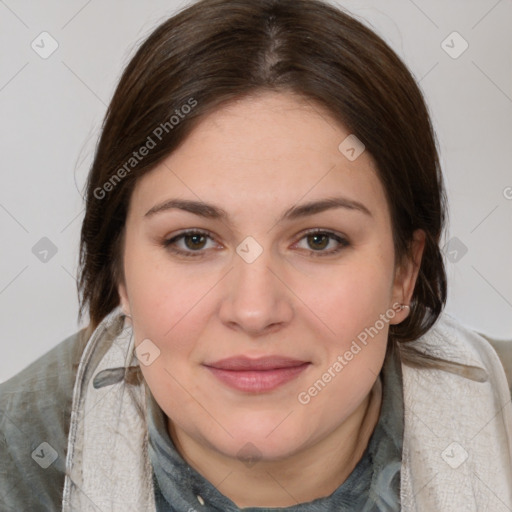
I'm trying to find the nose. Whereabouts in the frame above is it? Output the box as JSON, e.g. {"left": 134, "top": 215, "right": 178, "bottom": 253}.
{"left": 218, "top": 248, "right": 295, "bottom": 337}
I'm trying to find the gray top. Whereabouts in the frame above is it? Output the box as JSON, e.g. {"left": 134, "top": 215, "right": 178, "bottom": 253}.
{"left": 147, "top": 342, "right": 404, "bottom": 512}
{"left": 0, "top": 331, "right": 83, "bottom": 511}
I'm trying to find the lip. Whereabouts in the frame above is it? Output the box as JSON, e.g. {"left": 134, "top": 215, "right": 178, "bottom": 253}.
{"left": 206, "top": 356, "right": 309, "bottom": 371}
{"left": 204, "top": 356, "right": 311, "bottom": 393}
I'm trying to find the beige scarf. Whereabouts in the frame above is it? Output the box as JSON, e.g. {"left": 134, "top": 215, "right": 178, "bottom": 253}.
{"left": 62, "top": 306, "right": 512, "bottom": 511}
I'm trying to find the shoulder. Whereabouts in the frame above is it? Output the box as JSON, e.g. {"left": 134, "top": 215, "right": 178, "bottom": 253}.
{"left": 400, "top": 313, "right": 512, "bottom": 507}
{"left": 477, "top": 333, "right": 512, "bottom": 397}
{"left": 1, "top": 329, "right": 84, "bottom": 395}
{"left": 402, "top": 311, "right": 512, "bottom": 431}
{"left": 410, "top": 311, "right": 509, "bottom": 381}
{"left": 0, "top": 329, "right": 87, "bottom": 510}
{"left": 402, "top": 311, "right": 512, "bottom": 429}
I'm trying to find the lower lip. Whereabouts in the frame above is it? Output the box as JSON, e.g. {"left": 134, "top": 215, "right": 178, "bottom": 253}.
{"left": 205, "top": 363, "right": 310, "bottom": 393}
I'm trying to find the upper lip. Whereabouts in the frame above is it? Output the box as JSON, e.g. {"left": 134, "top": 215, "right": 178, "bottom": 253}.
{"left": 204, "top": 356, "right": 310, "bottom": 371}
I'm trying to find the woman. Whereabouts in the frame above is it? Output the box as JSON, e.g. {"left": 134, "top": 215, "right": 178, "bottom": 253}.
{"left": 1, "top": 0, "right": 511, "bottom": 510}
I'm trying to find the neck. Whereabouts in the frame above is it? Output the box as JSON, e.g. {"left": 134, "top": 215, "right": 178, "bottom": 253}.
{"left": 167, "top": 376, "right": 383, "bottom": 508}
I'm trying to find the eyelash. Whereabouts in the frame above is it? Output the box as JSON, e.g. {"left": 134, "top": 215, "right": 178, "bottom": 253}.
{"left": 162, "top": 228, "right": 350, "bottom": 258}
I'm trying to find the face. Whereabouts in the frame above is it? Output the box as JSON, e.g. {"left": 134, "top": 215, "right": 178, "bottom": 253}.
{"left": 118, "top": 91, "right": 423, "bottom": 464}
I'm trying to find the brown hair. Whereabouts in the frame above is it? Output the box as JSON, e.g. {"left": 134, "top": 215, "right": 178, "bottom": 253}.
{"left": 78, "top": 0, "right": 457, "bottom": 371}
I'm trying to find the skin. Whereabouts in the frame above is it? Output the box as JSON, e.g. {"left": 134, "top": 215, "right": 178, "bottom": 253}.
{"left": 118, "top": 91, "right": 425, "bottom": 508}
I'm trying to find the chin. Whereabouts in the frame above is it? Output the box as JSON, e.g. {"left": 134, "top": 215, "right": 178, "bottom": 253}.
{"left": 201, "top": 416, "right": 310, "bottom": 462}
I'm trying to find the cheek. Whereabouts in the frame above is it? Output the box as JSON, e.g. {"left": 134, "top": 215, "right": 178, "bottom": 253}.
{"left": 123, "top": 246, "right": 221, "bottom": 404}
{"left": 127, "top": 255, "right": 209, "bottom": 419}
{"left": 299, "top": 248, "right": 394, "bottom": 396}
{"left": 124, "top": 243, "right": 208, "bottom": 338}
{"left": 298, "top": 268, "right": 392, "bottom": 423}
{"left": 310, "top": 253, "right": 395, "bottom": 339}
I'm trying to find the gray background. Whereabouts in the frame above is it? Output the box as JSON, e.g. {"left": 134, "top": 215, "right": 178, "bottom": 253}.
{"left": 1, "top": 0, "right": 511, "bottom": 382}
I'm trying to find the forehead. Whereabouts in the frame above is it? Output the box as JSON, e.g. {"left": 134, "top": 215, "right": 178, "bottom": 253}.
{"left": 128, "top": 91, "right": 389, "bottom": 226}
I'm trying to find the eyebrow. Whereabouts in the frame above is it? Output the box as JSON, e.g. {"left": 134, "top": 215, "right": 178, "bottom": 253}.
{"left": 144, "top": 196, "right": 372, "bottom": 222}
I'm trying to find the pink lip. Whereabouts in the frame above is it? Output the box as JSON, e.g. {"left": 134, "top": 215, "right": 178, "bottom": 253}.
{"left": 204, "top": 356, "right": 310, "bottom": 392}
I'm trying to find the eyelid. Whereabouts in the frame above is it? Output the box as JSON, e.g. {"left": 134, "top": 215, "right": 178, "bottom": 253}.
{"left": 162, "top": 229, "right": 219, "bottom": 257}
{"left": 291, "top": 228, "right": 349, "bottom": 257}
{"left": 162, "top": 227, "right": 350, "bottom": 258}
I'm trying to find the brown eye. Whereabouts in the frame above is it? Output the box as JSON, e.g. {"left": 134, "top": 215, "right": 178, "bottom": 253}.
{"left": 163, "top": 230, "right": 217, "bottom": 257}
{"left": 295, "top": 229, "right": 350, "bottom": 257}
{"left": 307, "top": 233, "right": 330, "bottom": 251}
{"left": 183, "top": 233, "right": 208, "bottom": 250}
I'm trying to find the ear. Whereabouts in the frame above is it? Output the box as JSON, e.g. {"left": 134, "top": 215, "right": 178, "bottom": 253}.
{"left": 113, "top": 229, "right": 131, "bottom": 318}
{"left": 118, "top": 281, "right": 132, "bottom": 318}
{"left": 389, "top": 229, "right": 426, "bottom": 325}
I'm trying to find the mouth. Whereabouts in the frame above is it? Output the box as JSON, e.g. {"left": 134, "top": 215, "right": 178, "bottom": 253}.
{"left": 203, "top": 356, "right": 311, "bottom": 393}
